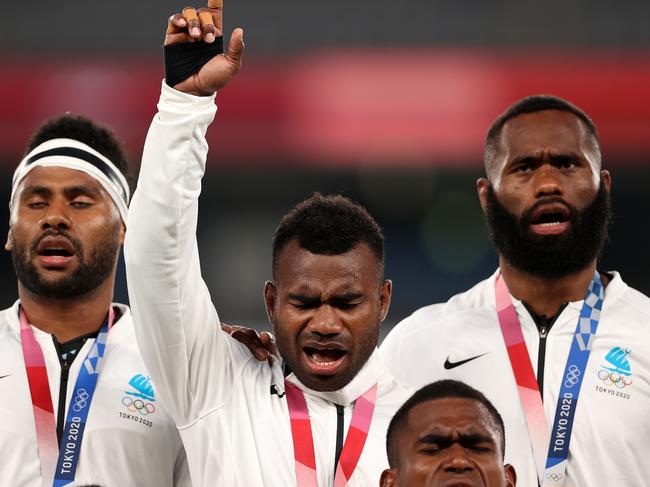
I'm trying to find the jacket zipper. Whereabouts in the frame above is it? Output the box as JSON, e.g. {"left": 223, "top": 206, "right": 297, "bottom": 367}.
{"left": 523, "top": 301, "right": 567, "bottom": 401}
{"left": 57, "top": 362, "right": 70, "bottom": 445}
{"left": 334, "top": 404, "right": 344, "bottom": 475}
{"left": 537, "top": 325, "right": 548, "bottom": 400}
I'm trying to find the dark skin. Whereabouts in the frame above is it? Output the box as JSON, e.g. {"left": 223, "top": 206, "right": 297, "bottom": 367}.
{"left": 5, "top": 167, "right": 124, "bottom": 343}
{"left": 165, "top": 1, "right": 244, "bottom": 96}
{"left": 165, "top": 3, "right": 286, "bottom": 358}
{"left": 380, "top": 398, "right": 516, "bottom": 487}
{"left": 8, "top": 167, "right": 254, "bottom": 347}
{"left": 477, "top": 110, "right": 611, "bottom": 317}
{"left": 166, "top": 5, "right": 388, "bottom": 379}
{"left": 264, "top": 240, "right": 392, "bottom": 391}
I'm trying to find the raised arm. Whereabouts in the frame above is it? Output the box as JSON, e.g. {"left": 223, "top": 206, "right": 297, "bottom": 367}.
{"left": 124, "top": 1, "right": 244, "bottom": 426}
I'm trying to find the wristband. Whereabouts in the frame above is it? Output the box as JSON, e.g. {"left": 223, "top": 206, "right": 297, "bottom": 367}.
{"left": 164, "top": 38, "right": 224, "bottom": 88}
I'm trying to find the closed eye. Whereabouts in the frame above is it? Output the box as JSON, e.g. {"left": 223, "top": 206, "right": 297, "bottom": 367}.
{"left": 460, "top": 436, "right": 496, "bottom": 454}
{"left": 27, "top": 201, "right": 48, "bottom": 209}
{"left": 417, "top": 433, "right": 496, "bottom": 454}
{"left": 467, "top": 443, "right": 493, "bottom": 453}
{"left": 332, "top": 300, "right": 361, "bottom": 310}
{"left": 288, "top": 295, "right": 321, "bottom": 309}
{"left": 331, "top": 294, "right": 364, "bottom": 310}
{"left": 418, "top": 446, "right": 443, "bottom": 455}
{"left": 70, "top": 200, "right": 93, "bottom": 208}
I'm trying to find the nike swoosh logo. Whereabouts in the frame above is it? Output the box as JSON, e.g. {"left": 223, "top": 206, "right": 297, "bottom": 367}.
{"left": 0, "top": 375, "right": 10, "bottom": 380}
{"left": 444, "top": 353, "right": 488, "bottom": 370}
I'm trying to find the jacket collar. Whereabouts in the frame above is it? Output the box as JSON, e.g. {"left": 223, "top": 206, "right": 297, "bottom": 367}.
{"left": 6, "top": 299, "right": 130, "bottom": 339}
{"left": 490, "top": 268, "right": 626, "bottom": 311}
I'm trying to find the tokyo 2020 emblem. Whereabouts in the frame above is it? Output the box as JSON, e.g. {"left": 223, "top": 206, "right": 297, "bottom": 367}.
{"left": 122, "top": 374, "right": 156, "bottom": 415}
{"left": 598, "top": 347, "right": 632, "bottom": 389}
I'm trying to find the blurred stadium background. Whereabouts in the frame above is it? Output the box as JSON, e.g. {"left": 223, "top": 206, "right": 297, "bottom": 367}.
{"left": 1, "top": 0, "right": 649, "bottom": 335}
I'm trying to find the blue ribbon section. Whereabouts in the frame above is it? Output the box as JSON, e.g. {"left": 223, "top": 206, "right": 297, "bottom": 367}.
{"left": 52, "top": 319, "right": 109, "bottom": 487}
{"left": 545, "top": 273, "right": 604, "bottom": 471}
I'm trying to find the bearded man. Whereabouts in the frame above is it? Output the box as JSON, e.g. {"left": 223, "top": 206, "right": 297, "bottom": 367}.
{"left": 380, "top": 95, "right": 650, "bottom": 486}
{"left": 0, "top": 114, "right": 190, "bottom": 486}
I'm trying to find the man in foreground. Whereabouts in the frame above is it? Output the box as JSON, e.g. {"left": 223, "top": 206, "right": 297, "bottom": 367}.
{"left": 381, "top": 380, "right": 516, "bottom": 487}
{"left": 380, "top": 96, "right": 650, "bottom": 485}
{"left": 0, "top": 115, "right": 190, "bottom": 486}
{"left": 125, "top": 2, "right": 409, "bottom": 485}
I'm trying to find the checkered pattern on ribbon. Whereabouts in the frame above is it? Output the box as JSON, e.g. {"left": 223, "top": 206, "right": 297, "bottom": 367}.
{"left": 576, "top": 278, "right": 604, "bottom": 352}
{"left": 542, "top": 271, "right": 605, "bottom": 487}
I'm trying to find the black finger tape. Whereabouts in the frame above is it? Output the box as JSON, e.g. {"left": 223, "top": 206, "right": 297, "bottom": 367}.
{"left": 164, "top": 38, "right": 224, "bottom": 88}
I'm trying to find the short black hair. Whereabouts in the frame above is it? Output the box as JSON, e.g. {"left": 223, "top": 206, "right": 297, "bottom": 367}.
{"left": 386, "top": 380, "right": 506, "bottom": 467}
{"left": 272, "top": 193, "right": 384, "bottom": 278}
{"left": 484, "top": 94, "right": 601, "bottom": 171}
{"left": 25, "top": 113, "right": 134, "bottom": 192}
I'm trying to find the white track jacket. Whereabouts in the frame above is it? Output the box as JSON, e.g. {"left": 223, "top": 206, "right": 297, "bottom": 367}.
{"left": 124, "top": 83, "right": 411, "bottom": 487}
{"left": 380, "top": 271, "right": 650, "bottom": 487}
{"left": 0, "top": 302, "right": 190, "bottom": 487}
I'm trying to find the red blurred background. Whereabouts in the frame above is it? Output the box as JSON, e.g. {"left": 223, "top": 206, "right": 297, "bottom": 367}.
{"left": 2, "top": 0, "right": 650, "bottom": 331}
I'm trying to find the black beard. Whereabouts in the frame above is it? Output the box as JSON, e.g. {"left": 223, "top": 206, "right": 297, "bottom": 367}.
{"left": 485, "top": 181, "right": 611, "bottom": 278}
{"left": 11, "top": 229, "right": 120, "bottom": 299}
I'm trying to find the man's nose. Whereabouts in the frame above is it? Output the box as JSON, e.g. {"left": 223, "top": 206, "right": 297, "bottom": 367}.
{"left": 442, "top": 443, "right": 474, "bottom": 474}
{"left": 40, "top": 200, "right": 72, "bottom": 230}
{"left": 308, "top": 304, "right": 343, "bottom": 336}
{"left": 533, "top": 164, "right": 563, "bottom": 198}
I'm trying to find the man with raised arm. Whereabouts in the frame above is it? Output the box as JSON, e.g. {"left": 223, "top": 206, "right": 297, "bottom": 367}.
{"left": 380, "top": 96, "right": 650, "bottom": 486}
{"left": 124, "top": 3, "right": 410, "bottom": 486}
{"left": 0, "top": 114, "right": 190, "bottom": 486}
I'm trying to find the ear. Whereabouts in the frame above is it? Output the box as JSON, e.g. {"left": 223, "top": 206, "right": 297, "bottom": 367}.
{"left": 263, "top": 280, "right": 277, "bottom": 326}
{"left": 4, "top": 229, "right": 13, "bottom": 252}
{"left": 379, "top": 468, "right": 397, "bottom": 487}
{"left": 504, "top": 463, "right": 517, "bottom": 486}
{"left": 118, "top": 222, "right": 126, "bottom": 246}
{"left": 477, "top": 178, "right": 490, "bottom": 213}
{"left": 601, "top": 169, "right": 612, "bottom": 193}
{"left": 379, "top": 279, "right": 393, "bottom": 322}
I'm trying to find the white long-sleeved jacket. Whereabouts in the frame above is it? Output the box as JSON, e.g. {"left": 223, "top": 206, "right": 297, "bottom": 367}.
{"left": 0, "top": 302, "right": 190, "bottom": 487}
{"left": 124, "top": 83, "right": 411, "bottom": 486}
{"left": 380, "top": 270, "right": 650, "bottom": 487}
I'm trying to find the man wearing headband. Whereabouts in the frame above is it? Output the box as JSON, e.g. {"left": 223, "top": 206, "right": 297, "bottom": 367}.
{"left": 0, "top": 115, "right": 191, "bottom": 486}
{"left": 125, "top": 2, "right": 411, "bottom": 485}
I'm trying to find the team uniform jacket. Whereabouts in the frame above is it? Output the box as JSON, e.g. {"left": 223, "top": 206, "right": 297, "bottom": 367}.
{"left": 0, "top": 302, "right": 191, "bottom": 487}
{"left": 124, "top": 83, "right": 411, "bottom": 486}
{"left": 380, "top": 270, "right": 650, "bottom": 486}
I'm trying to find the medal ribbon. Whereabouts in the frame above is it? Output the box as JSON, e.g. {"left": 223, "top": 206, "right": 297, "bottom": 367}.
{"left": 20, "top": 306, "right": 114, "bottom": 487}
{"left": 285, "top": 382, "right": 377, "bottom": 487}
{"left": 542, "top": 273, "right": 603, "bottom": 485}
{"left": 495, "top": 271, "right": 603, "bottom": 486}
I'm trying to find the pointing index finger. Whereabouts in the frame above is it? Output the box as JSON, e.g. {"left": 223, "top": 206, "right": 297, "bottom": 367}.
{"left": 208, "top": 0, "right": 222, "bottom": 9}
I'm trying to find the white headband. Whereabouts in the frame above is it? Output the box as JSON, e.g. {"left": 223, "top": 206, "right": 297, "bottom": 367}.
{"left": 10, "top": 138, "right": 130, "bottom": 222}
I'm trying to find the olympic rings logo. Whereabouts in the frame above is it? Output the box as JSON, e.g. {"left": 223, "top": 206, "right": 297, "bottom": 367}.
{"left": 564, "top": 364, "right": 581, "bottom": 388}
{"left": 598, "top": 369, "right": 633, "bottom": 389}
{"left": 546, "top": 472, "right": 564, "bottom": 482}
{"left": 72, "top": 389, "right": 90, "bottom": 412}
{"left": 122, "top": 396, "right": 156, "bottom": 415}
